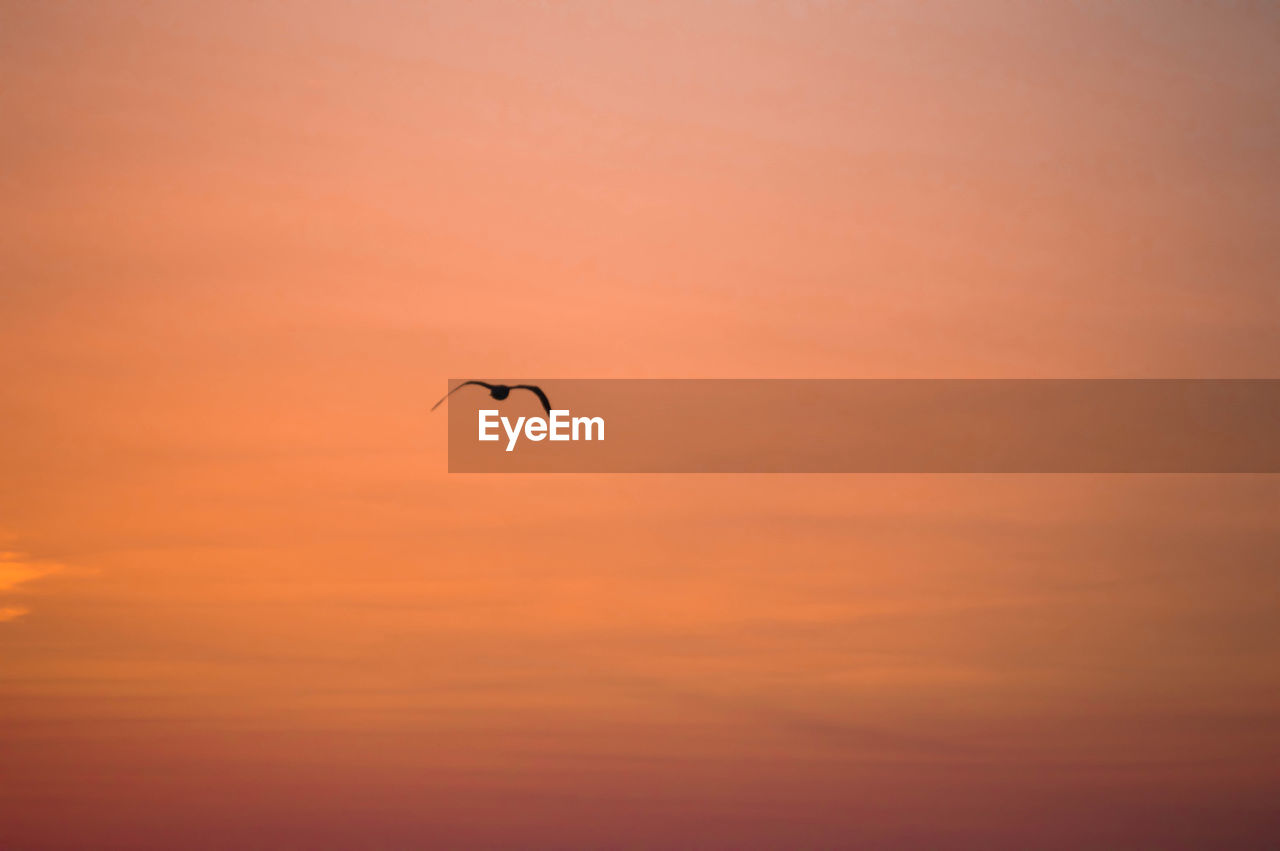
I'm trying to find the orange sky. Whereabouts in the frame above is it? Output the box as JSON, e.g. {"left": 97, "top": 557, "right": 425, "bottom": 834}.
{"left": 2, "top": 2, "right": 1279, "bottom": 847}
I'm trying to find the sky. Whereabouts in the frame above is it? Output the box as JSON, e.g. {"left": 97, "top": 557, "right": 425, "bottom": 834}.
{"left": 1, "top": 1, "right": 1278, "bottom": 847}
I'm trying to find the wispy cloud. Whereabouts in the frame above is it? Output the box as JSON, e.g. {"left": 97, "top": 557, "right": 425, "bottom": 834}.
{"left": 0, "top": 549, "right": 61, "bottom": 623}
{"left": 0, "top": 605, "right": 30, "bottom": 622}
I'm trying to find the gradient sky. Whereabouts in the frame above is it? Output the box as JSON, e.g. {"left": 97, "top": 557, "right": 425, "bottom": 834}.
{"left": 2, "top": 2, "right": 1279, "bottom": 848}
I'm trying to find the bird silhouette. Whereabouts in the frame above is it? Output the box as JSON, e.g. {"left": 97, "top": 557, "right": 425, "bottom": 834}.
{"left": 431, "top": 381, "right": 552, "bottom": 414}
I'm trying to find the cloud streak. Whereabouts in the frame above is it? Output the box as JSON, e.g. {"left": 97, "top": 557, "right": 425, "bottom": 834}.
{"left": 0, "top": 549, "right": 60, "bottom": 622}
{"left": 0, "top": 605, "right": 30, "bottom": 622}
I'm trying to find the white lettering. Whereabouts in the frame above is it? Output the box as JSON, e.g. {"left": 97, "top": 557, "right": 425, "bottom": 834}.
{"left": 573, "top": 416, "right": 605, "bottom": 441}
{"left": 502, "top": 416, "right": 526, "bottom": 452}
{"left": 549, "top": 410, "right": 571, "bottom": 441}
{"left": 478, "top": 410, "right": 500, "bottom": 441}
{"left": 480, "top": 410, "right": 604, "bottom": 451}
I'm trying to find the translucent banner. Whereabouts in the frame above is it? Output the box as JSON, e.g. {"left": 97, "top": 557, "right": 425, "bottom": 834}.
{"left": 444, "top": 380, "right": 1280, "bottom": 473}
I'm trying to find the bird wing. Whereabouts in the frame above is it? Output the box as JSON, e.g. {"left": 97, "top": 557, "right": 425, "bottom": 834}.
{"left": 430, "top": 380, "right": 494, "bottom": 412}
{"left": 512, "top": 384, "right": 552, "bottom": 414}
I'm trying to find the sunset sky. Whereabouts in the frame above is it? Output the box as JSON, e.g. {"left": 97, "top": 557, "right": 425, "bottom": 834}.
{"left": 2, "top": 2, "right": 1278, "bottom": 847}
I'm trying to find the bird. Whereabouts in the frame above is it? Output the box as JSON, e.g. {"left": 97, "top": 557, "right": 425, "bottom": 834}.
{"left": 431, "top": 381, "right": 552, "bottom": 414}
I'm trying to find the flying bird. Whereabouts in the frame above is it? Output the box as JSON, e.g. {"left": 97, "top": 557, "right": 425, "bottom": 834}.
{"left": 431, "top": 381, "right": 552, "bottom": 414}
